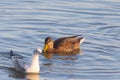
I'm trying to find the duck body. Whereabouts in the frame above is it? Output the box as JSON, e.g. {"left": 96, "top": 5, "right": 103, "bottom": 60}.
{"left": 43, "top": 35, "right": 84, "bottom": 53}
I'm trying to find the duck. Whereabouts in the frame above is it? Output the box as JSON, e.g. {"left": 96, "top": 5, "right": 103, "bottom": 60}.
{"left": 43, "top": 35, "right": 85, "bottom": 53}
{"left": 10, "top": 48, "right": 42, "bottom": 74}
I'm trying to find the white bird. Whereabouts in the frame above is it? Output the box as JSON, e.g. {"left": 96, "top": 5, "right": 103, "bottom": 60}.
{"left": 10, "top": 48, "right": 42, "bottom": 74}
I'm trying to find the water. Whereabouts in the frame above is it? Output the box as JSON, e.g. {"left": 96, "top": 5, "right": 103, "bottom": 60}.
{"left": 0, "top": 0, "right": 120, "bottom": 80}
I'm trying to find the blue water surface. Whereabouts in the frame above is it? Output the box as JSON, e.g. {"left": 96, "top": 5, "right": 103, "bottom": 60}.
{"left": 0, "top": 0, "right": 120, "bottom": 80}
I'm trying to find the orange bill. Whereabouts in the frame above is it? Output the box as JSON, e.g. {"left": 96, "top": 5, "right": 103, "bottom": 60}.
{"left": 43, "top": 44, "right": 48, "bottom": 53}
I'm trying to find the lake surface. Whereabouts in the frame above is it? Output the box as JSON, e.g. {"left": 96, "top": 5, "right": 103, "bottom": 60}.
{"left": 0, "top": 0, "right": 120, "bottom": 80}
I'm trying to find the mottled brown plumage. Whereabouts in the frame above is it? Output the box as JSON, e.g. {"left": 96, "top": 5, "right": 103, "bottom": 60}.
{"left": 43, "top": 35, "right": 84, "bottom": 53}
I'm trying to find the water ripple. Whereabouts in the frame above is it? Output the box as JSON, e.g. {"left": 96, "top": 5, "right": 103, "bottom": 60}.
{"left": 0, "top": 0, "right": 120, "bottom": 80}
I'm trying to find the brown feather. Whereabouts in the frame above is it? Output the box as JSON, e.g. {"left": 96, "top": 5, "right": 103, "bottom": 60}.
{"left": 43, "top": 35, "right": 84, "bottom": 53}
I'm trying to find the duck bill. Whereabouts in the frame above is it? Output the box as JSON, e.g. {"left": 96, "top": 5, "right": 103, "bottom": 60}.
{"left": 43, "top": 44, "right": 48, "bottom": 53}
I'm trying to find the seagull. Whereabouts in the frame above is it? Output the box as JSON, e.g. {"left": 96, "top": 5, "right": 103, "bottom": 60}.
{"left": 10, "top": 48, "right": 42, "bottom": 74}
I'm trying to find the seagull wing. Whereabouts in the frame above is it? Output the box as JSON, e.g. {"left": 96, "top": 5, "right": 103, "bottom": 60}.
{"left": 18, "top": 58, "right": 31, "bottom": 71}
{"left": 11, "top": 56, "right": 25, "bottom": 72}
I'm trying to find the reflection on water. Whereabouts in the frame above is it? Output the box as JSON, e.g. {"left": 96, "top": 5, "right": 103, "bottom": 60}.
{"left": 26, "top": 74, "right": 40, "bottom": 80}
{"left": 44, "top": 49, "right": 83, "bottom": 59}
{"left": 7, "top": 67, "right": 25, "bottom": 79}
{"left": 9, "top": 70, "right": 40, "bottom": 80}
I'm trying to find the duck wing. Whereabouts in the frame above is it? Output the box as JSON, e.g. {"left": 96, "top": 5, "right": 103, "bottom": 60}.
{"left": 54, "top": 36, "right": 81, "bottom": 50}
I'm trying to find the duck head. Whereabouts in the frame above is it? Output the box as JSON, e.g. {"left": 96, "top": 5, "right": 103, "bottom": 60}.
{"left": 43, "top": 37, "right": 54, "bottom": 53}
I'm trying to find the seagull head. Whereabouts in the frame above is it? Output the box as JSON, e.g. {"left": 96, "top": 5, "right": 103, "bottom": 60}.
{"left": 33, "top": 47, "right": 42, "bottom": 55}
